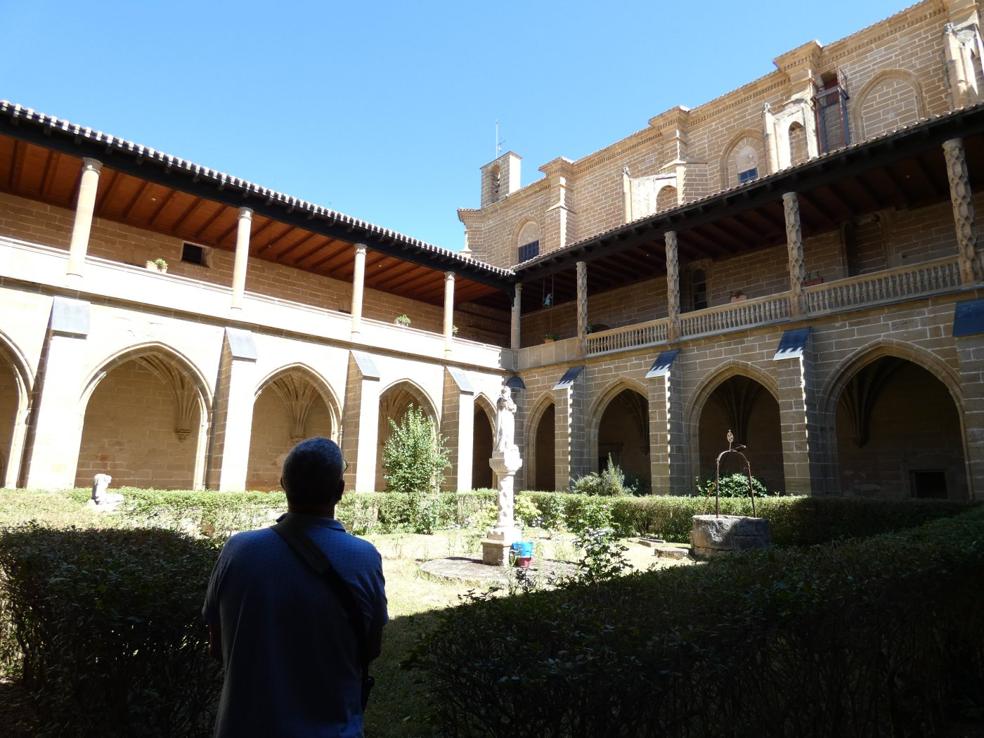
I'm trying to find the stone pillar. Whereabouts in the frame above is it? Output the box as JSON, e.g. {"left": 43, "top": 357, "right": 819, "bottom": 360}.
{"left": 22, "top": 298, "right": 91, "bottom": 489}
{"left": 783, "top": 192, "right": 805, "bottom": 316}
{"left": 207, "top": 329, "right": 258, "bottom": 491}
{"left": 540, "top": 158, "right": 576, "bottom": 252}
{"left": 3, "top": 378, "right": 30, "bottom": 488}
{"left": 510, "top": 284, "right": 522, "bottom": 351}
{"left": 773, "top": 329, "right": 826, "bottom": 495}
{"left": 665, "top": 231, "right": 681, "bottom": 341}
{"left": 956, "top": 331, "right": 984, "bottom": 499}
{"left": 442, "top": 368, "right": 475, "bottom": 492}
{"left": 576, "top": 261, "right": 588, "bottom": 347}
{"left": 230, "top": 208, "right": 252, "bottom": 309}
{"left": 646, "top": 350, "right": 687, "bottom": 494}
{"left": 350, "top": 244, "right": 367, "bottom": 336}
{"left": 553, "top": 366, "right": 587, "bottom": 489}
{"left": 342, "top": 351, "right": 381, "bottom": 492}
{"left": 66, "top": 158, "right": 102, "bottom": 277}
{"left": 943, "top": 1, "right": 984, "bottom": 108}
{"left": 443, "top": 271, "right": 455, "bottom": 354}
{"left": 943, "top": 138, "right": 980, "bottom": 285}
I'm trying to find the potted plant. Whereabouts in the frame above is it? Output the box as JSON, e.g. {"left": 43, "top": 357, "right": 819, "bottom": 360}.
{"left": 394, "top": 314, "right": 412, "bottom": 327}
{"left": 146, "top": 258, "right": 168, "bottom": 273}
{"left": 544, "top": 332, "right": 559, "bottom": 343}
{"left": 729, "top": 290, "right": 747, "bottom": 303}
{"left": 452, "top": 325, "right": 459, "bottom": 336}
{"left": 804, "top": 271, "right": 824, "bottom": 286}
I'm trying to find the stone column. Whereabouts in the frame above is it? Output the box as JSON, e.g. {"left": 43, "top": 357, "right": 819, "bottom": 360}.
{"left": 66, "top": 158, "right": 102, "bottom": 277}
{"left": 207, "top": 329, "right": 258, "bottom": 491}
{"left": 576, "top": 260, "right": 588, "bottom": 347}
{"left": 231, "top": 208, "right": 252, "bottom": 309}
{"left": 23, "top": 298, "right": 91, "bottom": 489}
{"left": 341, "top": 351, "right": 381, "bottom": 492}
{"left": 773, "top": 330, "right": 826, "bottom": 495}
{"left": 783, "top": 192, "right": 806, "bottom": 316}
{"left": 665, "top": 231, "right": 681, "bottom": 341}
{"left": 350, "top": 244, "right": 367, "bottom": 336}
{"left": 956, "top": 331, "right": 984, "bottom": 499}
{"left": 510, "top": 284, "right": 523, "bottom": 350}
{"left": 442, "top": 368, "right": 475, "bottom": 492}
{"left": 943, "top": 138, "right": 980, "bottom": 285}
{"left": 646, "top": 351, "right": 687, "bottom": 494}
{"left": 553, "top": 366, "right": 587, "bottom": 489}
{"left": 443, "top": 271, "right": 455, "bottom": 353}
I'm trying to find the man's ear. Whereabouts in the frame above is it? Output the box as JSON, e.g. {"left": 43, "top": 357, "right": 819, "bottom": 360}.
{"left": 335, "top": 478, "right": 346, "bottom": 500}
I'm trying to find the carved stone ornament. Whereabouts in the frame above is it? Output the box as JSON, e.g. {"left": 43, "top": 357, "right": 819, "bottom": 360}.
{"left": 943, "top": 138, "right": 980, "bottom": 284}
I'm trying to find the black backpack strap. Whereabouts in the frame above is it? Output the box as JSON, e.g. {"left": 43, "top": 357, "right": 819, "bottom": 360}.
{"left": 271, "top": 519, "right": 371, "bottom": 671}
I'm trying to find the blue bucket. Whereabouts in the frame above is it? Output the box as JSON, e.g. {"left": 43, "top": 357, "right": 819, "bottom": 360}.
{"left": 510, "top": 541, "right": 534, "bottom": 567}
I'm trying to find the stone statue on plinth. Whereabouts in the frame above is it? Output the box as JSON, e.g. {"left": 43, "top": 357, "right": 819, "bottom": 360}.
{"left": 482, "top": 385, "right": 524, "bottom": 565}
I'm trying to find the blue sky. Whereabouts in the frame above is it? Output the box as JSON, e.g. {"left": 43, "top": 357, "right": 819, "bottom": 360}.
{"left": 1, "top": 0, "right": 905, "bottom": 250}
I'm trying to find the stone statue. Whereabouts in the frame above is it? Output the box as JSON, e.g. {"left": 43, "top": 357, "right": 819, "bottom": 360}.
{"left": 483, "top": 383, "right": 524, "bottom": 565}
{"left": 494, "top": 386, "right": 517, "bottom": 454}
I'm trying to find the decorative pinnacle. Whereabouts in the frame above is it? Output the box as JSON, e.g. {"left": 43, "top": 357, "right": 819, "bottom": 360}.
{"left": 727, "top": 429, "right": 734, "bottom": 448}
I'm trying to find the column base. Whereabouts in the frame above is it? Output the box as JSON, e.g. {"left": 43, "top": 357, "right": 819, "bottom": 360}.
{"left": 481, "top": 526, "right": 522, "bottom": 565}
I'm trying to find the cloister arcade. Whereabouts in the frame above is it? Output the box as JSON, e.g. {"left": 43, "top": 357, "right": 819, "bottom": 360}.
{"left": 74, "top": 346, "right": 210, "bottom": 490}
{"left": 375, "top": 381, "right": 440, "bottom": 492}
{"left": 247, "top": 366, "right": 340, "bottom": 491}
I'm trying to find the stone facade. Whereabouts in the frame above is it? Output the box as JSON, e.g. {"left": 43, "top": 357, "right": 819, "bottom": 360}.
{"left": 2, "top": 0, "right": 984, "bottom": 503}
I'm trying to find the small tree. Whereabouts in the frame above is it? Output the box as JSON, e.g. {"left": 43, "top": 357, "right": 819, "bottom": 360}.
{"left": 382, "top": 405, "right": 450, "bottom": 495}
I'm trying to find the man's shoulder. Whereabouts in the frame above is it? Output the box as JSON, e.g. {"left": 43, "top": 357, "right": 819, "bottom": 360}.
{"left": 331, "top": 528, "right": 382, "bottom": 561}
{"left": 222, "top": 527, "right": 279, "bottom": 558}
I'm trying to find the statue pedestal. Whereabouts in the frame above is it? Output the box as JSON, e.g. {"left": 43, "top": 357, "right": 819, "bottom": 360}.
{"left": 481, "top": 449, "right": 523, "bottom": 566}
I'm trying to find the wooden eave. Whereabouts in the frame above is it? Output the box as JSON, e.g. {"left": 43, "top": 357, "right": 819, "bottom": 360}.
{"left": 0, "top": 103, "right": 515, "bottom": 309}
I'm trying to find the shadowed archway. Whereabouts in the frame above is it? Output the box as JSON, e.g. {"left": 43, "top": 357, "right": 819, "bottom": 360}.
{"left": 835, "top": 356, "right": 967, "bottom": 499}
{"left": 594, "top": 386, "right": 651, "bottom": 492}
{"left": 76, "top": 346, "right": 210, "bottom": 489}
{"left": 376, "top": 380, "right": 439, "bottom": 492}
{"left": 527, "top": 399, "right": 556, "bottom": 491}
{"left": 247, "top": 366, "right": 341, "bottom": 490}
{"left": 472, "top": 395, "right": 496, "bottom": 489}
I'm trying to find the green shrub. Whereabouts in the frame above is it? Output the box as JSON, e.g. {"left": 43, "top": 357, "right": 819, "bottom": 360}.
{"left": 571, "top": 456, "right": 637, "bottom": 496}
{"left": 416, "top": 507, "right": 984, "bottom": 736}
{"left": 382, "top": 405, "right": 450, "bottom": 496}
{"left": 0, "top": 525, "right": 221, "bottom": 736}
{"left": 695, "top": 472, "right": 770, "bottom": 498}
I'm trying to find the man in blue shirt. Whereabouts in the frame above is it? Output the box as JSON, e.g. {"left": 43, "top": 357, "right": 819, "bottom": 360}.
{"left": 203, "top": 438, "right": 388, "bottom": 737}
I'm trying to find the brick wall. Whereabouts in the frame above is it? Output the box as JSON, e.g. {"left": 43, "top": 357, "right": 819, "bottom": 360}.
{"left": 0, "top": 191, "right": 508, "bottom": 340}
{"left": 75, "top": 359, "right": 201, "bottom": 489}
{"left": 462, "top": 0, "right": 961, "bottom": 270}
{"left": 245, "top": 387, "right": 334, "bottom": 490}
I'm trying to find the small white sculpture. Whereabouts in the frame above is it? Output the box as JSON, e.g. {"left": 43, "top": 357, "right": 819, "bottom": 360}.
{"left": 88, "top": 473, "right": 123, "bottom": 511}
{"left": 494, "top": 386, "right": 517, "bottom": 454}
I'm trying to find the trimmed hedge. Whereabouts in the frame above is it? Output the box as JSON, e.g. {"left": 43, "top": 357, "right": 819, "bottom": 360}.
{"left": 0, "top": 525, "right": 221, "bottom": 736}
{"left": 416, "top": 507, "right": 984, "bottom": 736}
{"left": 5, "top": 489, "right": 973, "bottom": 544}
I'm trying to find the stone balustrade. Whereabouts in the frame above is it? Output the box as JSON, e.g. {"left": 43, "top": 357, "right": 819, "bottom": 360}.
{"left": 585, "top": 318, "right": 669, "bottom": 355}
{"left": 0, "top": 235, "right": 507, "bottom": 371}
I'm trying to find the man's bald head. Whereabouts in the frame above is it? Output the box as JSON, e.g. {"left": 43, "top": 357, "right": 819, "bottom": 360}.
{"left": 281, "top": 437, "right": 345, "bottom": 508}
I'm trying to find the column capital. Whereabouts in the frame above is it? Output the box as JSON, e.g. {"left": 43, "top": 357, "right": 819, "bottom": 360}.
{"left": 943, "top": 137, "right": 965, "bottom": 155}
{"left": 238, "top": 207, "right": 253, "bottom": 220}
{"left": 445, "top": 270, "right": 456, "bottom": 282}
{"left": 354, "top": 242, "right": 368, "bottom": 255}
{"left": 81, "top": 158, "right": 102, "bottom": 174}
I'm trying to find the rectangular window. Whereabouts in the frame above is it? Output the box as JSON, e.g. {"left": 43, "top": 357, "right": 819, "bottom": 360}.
{"left": 181, "top": 242, "right": 209, "bottom": 266}
{"left": 738, "top": 168, "right": 758, "bottom": 184}
{"left": 517, "top": 240, "right": 540, "bottom": 263}
{"left": 910, "top": 470, "right": 947, "bottom": 499}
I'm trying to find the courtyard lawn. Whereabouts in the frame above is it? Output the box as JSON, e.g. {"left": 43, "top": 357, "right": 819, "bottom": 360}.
{"left": 0, "top": 489, "right": 683, "bottom": 737}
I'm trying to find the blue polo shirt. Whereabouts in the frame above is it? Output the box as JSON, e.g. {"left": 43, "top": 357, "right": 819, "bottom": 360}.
{"left": 203, "top": 514, "right": 387, "bottom": 738}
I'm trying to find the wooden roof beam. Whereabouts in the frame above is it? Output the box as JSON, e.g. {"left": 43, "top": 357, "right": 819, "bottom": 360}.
{"left": 147, "top": 188, "right": 179, "bottom": 227}
{"left": 121, "top": 180, "right": 152, "bottom": 220}
{"left": 369, "top": 261, "right": 421, "bottom": 290}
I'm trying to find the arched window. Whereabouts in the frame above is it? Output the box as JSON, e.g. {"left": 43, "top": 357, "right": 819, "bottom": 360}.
{"left": 517, "top": 221, "right": 540, "bottom": 263}
{"left": 735, "top": 145, "right": 759, "bottom": 184}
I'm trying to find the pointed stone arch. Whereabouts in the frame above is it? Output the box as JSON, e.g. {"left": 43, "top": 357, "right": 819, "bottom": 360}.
{"left": 376, "top": 378, "right": 441, "bottom": 492}
{"left": 689, "top": 362, "right": 783, "bottom": 492}
{"left": 720, "top": 129, "right": 766, "bottom": 189}
{"left": 0, "top": 330, "right": 33, "bottom": 488}
{"left": 76, "top": 343, "right": 212, "bottom": 490}
{"left": 822, "top": 340, "right": 968, "bottom": 499}
{"left": 247, "top": 364, "right": 343, "bottom": 490}
{"left": 525, "top": 393, "right": 556, "bottom": 491}
{"left": 588, "top": 378, "right": 651, "bottom": 491}
{"left": 852, "top": 69, "right": 926, "bottom": 141}
{"left": 472, "top": 393, "right": 497, "bottom": 489}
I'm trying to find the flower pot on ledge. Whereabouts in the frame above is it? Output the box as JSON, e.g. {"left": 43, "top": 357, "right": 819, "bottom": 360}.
{"left": 145, "top": 260, "right": 168, "bottom": 274}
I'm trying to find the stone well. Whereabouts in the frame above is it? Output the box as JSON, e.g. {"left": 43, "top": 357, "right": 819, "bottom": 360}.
{"left": 690, "top": 514, "right": 771, "bottom": 560}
